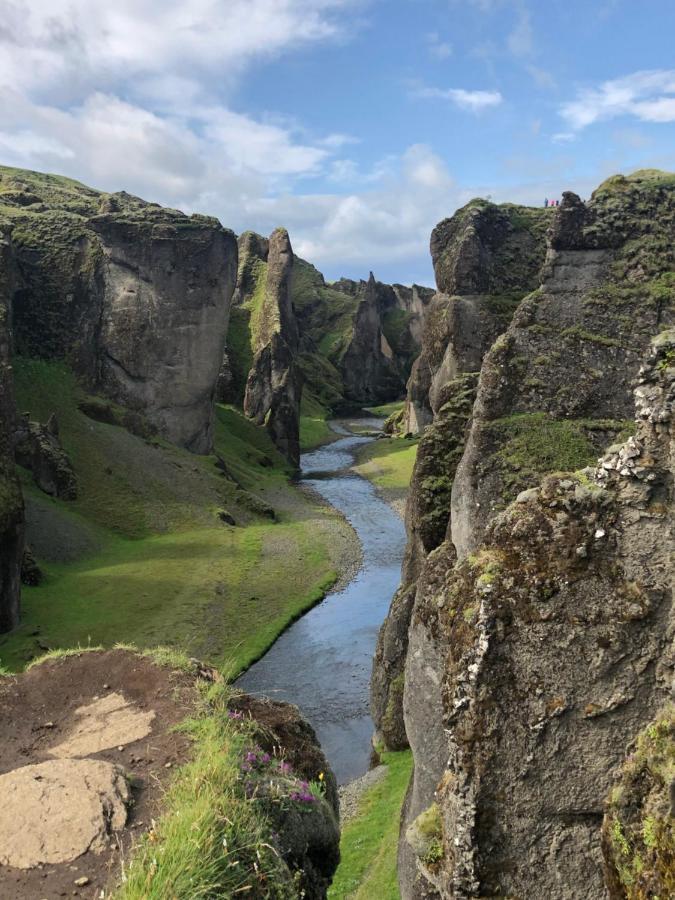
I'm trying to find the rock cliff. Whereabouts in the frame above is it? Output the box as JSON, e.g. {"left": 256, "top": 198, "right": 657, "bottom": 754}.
{"left": 1, "top": 167, "right": 237, "bottom": 454}
{"left": 0, "top": 226, "right": 23, "bottom": 633}
{"left": 373, "top": 201, "right": 549, "bottom": 748}
{"left": 401, "top": 326, "right": 673, "bottom": 898}
{"left": 404, "top": 200, "right": 550, "bottom": 434}
{"left": 451, "top": 177, "right": 675, "bottom": 559}
{"left": 371, "top": 170, "right": 674, "bottom": 898}
{"left": 243, "top": 228, "right": 302, "bottom": 468}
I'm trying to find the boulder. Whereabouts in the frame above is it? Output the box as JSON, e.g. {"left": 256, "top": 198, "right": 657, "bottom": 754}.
{"left": 14, "top": 414, "right": 77, "bottom": 499}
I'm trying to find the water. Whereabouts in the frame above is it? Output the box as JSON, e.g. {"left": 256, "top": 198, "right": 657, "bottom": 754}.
{"left": 237, "top": 423, "right": 407, "bottom": 784}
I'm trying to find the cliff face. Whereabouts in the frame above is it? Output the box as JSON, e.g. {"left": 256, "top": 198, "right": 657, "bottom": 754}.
{"left": 372, "top": 201, "right": 549, "bottom": 748}
{"left": 243, "top": 228, "right": 302, "bottom": 468}
{"left": 385, "top": 170, "right": 675, "bottom": 898}
{"left": 1, "top": 167, "right": 237, "bottom": 454}
{"left": 0, "top": 226, "right": 23, "bottom": 633}
{"left": 404, "top": 201, "right": 550, "bottom": 434}
{"left": 402, "top": 328, "right": 673, "bottom": 899}
{"left": 92, "top": 212, "right": 237, "bottom": 453}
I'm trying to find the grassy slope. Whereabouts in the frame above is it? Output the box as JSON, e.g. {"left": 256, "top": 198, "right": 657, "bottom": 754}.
{"left": 353, "top": 436, "right": 419, "bottom": 497}
{"left": 329, "top": 750, "right": 413, "bottom": 900}
{"left": 0, "top": 359, "right": 340, "bottom": 674}
{"left": 364, "top": 401, "right": 405, "bottom": 419}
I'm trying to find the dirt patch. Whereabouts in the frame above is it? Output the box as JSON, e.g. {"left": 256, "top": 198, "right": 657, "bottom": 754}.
{"left": 0, "top": 650, "right": 198, "bottom": 899}
{"left": 49, "top": 692, "right": 155, "bottom": 758}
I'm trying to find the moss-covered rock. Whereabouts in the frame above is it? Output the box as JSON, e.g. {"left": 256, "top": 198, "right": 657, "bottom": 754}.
{"left": 602, "top": 707, "right": 675, "bottom": 899}
{"left": 400, "top": 327, "right": 674, "bottom": 899}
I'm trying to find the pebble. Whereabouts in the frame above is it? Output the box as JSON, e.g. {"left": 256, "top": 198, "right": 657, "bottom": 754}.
{"left": 74, "top": 876, "right": 90, "bottom": 886}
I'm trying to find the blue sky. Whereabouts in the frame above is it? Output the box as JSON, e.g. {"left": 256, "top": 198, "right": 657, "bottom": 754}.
{"left": 1, "top": 1, "right": 675, "bottom": 284}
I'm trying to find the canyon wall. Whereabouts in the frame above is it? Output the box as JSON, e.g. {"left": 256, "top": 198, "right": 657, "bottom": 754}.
{"left": 372, "top": 200, "right": 550, "bottom": 749}
{"left": 2, "top": 168, "right": 237, "bottom": 454}
{"left": 0, "top": 226, "right": 23, "bottom": 632}
{"left": 371, "top": 169, "right": 675, "bottom": 898}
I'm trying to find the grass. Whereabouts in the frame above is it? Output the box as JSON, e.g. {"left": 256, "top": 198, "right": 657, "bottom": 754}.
{"left": 113, "top": 676, "right": 296, "bottom": 898}
{"left": 353, "top": 436, "right": 419, "bottom": 494}
{"left": 0, "top": 358, "right": 341, "bottom": 674}
{"left": 328, "top": 750, "right": 412, "bottom": 899}
{"left": 300, "top": 389, "right": 336, "bottom": 450}
{"left": 364, "top": 401, "right": 405, "bottom": 419}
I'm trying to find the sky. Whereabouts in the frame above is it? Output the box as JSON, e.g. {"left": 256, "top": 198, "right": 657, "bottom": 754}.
{"left": 1, "top": 1, "right": 675, "bottom": 285}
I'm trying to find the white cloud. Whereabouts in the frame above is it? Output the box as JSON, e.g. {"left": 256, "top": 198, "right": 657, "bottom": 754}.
{"left": 427, "top": 32, "right": 453, "bottom": 60}
{"left": 560, "top": 69, "right": 675, "bottom": 130}
{"left": 551, "top": 132, "right": 576, "bottom": 144}
{"left": 0, "top": 0, "right": 358, "bottom": 100}
{"left": 507, "top": 7, "right": 533, "bottom": 57}
{"left": 412, "top": 86, "right": 503, "bottom": 112}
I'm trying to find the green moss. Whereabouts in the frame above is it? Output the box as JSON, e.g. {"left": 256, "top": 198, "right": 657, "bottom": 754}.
{"left": 382, "top": 672, "right": 405, "bottom": 737}
{"left": 560, "top": 325, "right": 623, "bottom": 348}
{"left": 603, "top": 706, "right": 675, "bottom": 899}
{"left": 226, "top": 256, "right": 268, "bottom": 403}
{"left": 487, "top": 413, "right": 627, "bottom": 501}
{"left": 328, "top": 749, "right": 413, "bottom": 900}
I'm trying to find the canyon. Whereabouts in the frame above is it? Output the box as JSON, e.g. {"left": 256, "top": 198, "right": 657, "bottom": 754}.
{"left": 0, "top": 165, "right": 673, "bottom": 899}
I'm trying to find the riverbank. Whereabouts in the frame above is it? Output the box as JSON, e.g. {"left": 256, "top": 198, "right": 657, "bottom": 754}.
{"left": 330, "top": 748, "right": 413, "bottom": 899}
{"left": 352, "top": 433, "right": 420, "bottom": 519}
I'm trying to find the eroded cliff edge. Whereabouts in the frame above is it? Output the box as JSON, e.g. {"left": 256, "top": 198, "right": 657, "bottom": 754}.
{"left": 1, "top": 167, "right": 238, "bottom": 454}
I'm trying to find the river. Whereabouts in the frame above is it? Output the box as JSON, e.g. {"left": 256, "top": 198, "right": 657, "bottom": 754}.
{"left": 237, "top": 420, "right": 407, "bottom": 784}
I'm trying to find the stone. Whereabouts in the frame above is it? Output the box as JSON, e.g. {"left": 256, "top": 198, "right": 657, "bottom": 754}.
{"left": 14, "top": 415, "right": 77, "bottom": 499}
{"left": 0, "top": 758, "right": 130, "bottom": 868}
{"left": 48, "top": 692, "right": 155, "bottom": 758}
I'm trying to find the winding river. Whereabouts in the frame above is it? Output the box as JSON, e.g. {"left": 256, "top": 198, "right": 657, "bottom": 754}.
{"left": 237, "top": 421, "right": 407, "bottom": 784}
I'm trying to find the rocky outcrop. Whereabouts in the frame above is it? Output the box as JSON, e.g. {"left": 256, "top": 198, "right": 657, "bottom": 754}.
{"left": 13, "top": 414, "right": 76, "bottom": 499}
{"left": 451, "top": 178, "right": 675, "bottom": 558}
{"left": 404, "top": 201, "right": 549, "bottom": 434}
{"left": 400, "top": 327, "right": 674, "bottom": 898}
{"left": 91, "top": 211, "right": 237, "bottom": 453}
{"left": 0, "top": 225, "right": 23, "bottom": 633}
{"left": 1, "top": 167, "right": 238, "bottom": 454}
{"left": 243, "top": 228, "right": 302, "bottom": 467}
{"left": 379, "top": 171, "right": 675, "bottom": 898}
{"left": 338, "top": 273, "right": 406, "bottom": 404}
{"left": 373, "top": 201, "right": 549, "bottom": 747}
